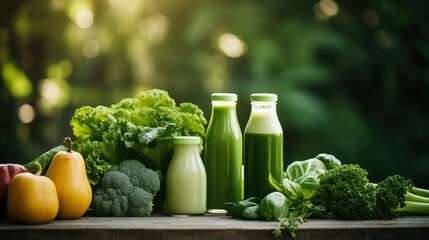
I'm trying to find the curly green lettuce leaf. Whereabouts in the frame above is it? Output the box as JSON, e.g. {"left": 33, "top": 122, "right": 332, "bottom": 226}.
{"left": 121, "top": 122, "right": 177, "bottom": 174}
{"left": 70, "top": 89, "right": 207, "bottom": 186}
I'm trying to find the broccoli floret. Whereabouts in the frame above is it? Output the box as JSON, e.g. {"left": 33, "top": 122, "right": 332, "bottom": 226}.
{"left": 318, "top": 164, "right": 376, "bottom": 220}
{"left": 133, "top": 167, "right": 161, "bottom": 195}
{"left": 110, "top": 159, "right": 161, "bottom": 195}
{"left": 127, "top": 187, "right": 154, "bottom": 216}
{"left": 374, "top": 175, "right": 413, "bottom": 219}
{"left": 91, "top": 159, "right": 161, "bottom": 217}
{"left": 92, "top": 171, "right": 133, "bottom": 217}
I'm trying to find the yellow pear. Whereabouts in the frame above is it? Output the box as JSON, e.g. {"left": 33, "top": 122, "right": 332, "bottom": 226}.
{"left": 45, "top": 137, "right": 92, "bottom": 219}
{"left": 7, "top": 162, "right": 59, "bottom": 224}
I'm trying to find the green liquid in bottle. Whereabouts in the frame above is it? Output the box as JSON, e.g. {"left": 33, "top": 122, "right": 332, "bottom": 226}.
{"left": 244, "top": 133, "right": 283, "bottom": 199}
{"left": 204, "top": 97, "right": 243, "bottom": 212}
{"left": 243, "top": 93, "right": 284, "bottom": 199}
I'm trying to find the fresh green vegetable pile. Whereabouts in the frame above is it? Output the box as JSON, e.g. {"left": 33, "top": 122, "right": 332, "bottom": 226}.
{"left": 226, "top": 153, "right": 429, "bottom": 238}
{"left": 226, "top": 153, "right": 337, "bottom": 238}
{"left": 91, "top": 159, "right": 161, "bottom": 217}
{"left": 318, "top": 164, "right": 429, "bottom": 219}
{"left": 69, "top": 89, "right": 207, "bottom": 186}
{"left": 22, "top": 89, "right": 206, "bottom": 216}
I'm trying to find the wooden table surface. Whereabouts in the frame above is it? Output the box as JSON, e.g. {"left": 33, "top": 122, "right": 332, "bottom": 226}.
{"left": 1, "top": 214, "right": 429, "bottom": 240}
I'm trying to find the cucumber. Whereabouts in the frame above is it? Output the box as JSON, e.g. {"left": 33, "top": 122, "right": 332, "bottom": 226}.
{"left": 24, "top": 145, "right": 67, "bottom": 174}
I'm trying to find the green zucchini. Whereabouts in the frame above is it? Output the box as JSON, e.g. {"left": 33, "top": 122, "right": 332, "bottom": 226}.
{"left": 24, "top": 145, "right": 67, "bottom": 174}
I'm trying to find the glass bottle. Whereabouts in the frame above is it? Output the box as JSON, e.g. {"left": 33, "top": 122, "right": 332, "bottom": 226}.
{"left": 204, "top": 93, "right": 243, "bottom": 213}
{"left": 244, "top": 93, "right": 284, "bottom": 199}
{"left": 166, "top": 136, "right": 207, "bottom": 215}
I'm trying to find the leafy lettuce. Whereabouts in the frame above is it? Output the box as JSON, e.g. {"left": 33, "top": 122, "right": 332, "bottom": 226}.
{"left": 271, "top": 154, "right": 341, "bottom": 201}
{"left": 70, "top": 89, "right": 207, "bottom": 185}
{"left": 284, "top": 158, "right": 327, "bottom": 199}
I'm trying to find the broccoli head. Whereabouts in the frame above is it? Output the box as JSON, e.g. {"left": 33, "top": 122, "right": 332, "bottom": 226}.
{"left": 374, "top": 175, "right": 413, "bottom": 219}
{"left": 91, "top": 171, "right": 133, "bottom": 217}
{"left": 318, "top": 164, "right": 376, "bottom": 220}
{"left": 91, "top": 159, "right": 161, "bottom": 217}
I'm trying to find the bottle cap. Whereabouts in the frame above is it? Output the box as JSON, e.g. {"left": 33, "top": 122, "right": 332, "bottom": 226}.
{"left": 211, "top": 93, "right": 238, "bottom": 101}
{"left": 250, "top": 93, "right": 278, "bottom": 102}
{"left": 173, "top": 136, "right": 201, "bottom": 145}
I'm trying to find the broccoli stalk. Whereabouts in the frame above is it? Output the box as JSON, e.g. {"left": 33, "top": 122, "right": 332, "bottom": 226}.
{"left": 411, "top": 187, "right": 429, "bottom": 198}
{"left": 406, "top": 191, "right": 429, "bottom": 204}
{"left": 401, "top": 188, "right": 429, "bottom": 215}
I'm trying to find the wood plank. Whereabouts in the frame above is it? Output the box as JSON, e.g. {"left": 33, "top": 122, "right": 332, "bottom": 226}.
{"left": 1, "top": 214, "right": 428, "bottom": 240}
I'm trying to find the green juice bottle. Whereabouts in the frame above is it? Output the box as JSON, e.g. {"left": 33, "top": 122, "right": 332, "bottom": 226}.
{"left": 204, "top": 93, "right": 243, "bottom": 213}
{"left": 244, "top": 93, "right": 284, "bottom": 199}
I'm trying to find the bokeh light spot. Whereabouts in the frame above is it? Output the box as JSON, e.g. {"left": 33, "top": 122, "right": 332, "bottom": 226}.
{"left": 76, "top": 9, "right": 93, "bottom": 29}
{"left": 18, "top": 104, "right": 36, "bottom": 124}
{"left": 314, "top": 0, "right": 339, "bottom": 20}
{"left": 38, "top": 78, "right": 70, "bottom": 112}
{"left": 363, "top": 10, "right": 380, "bottom": 28}
{"left": 2, "top": 62, "right": 33, "bottom": 99}
{"left": 219, "top": 33, "right": 246, "bottom": 58}
{"left": 83, "top": 40, "right": 100, "bottom": 58}
{"left": 375, "top": 30, "right": 394, "bottom": 49}
{"left": 147, "top": 14, "right": 168, "bottom": 42}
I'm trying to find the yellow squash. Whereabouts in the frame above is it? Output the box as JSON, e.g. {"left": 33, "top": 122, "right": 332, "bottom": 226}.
{"left": 45, "top": 137, "right": 92, "bottom": 219}
{"left": 7, "top": 162, "right": 59, "bottom": 224}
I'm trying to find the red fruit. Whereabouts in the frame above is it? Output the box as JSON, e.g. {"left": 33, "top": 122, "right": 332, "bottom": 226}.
{"left": 0, "top": 164, "right": 28, "bottom": 217}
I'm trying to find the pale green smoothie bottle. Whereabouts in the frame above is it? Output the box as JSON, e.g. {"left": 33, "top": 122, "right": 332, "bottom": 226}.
{"left": 166, "top": 136, "right": 207, "bottom": 215}
{"left": 204, "top": 93, "right": 243, "bottom": 213}
{"left": 244, "top": 93, "right": 284, "bottom": 199}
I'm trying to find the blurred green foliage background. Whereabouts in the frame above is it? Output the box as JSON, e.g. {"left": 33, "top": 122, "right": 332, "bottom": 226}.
{"left": 1, "top": 0, "right": 428, "bottom": 187}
